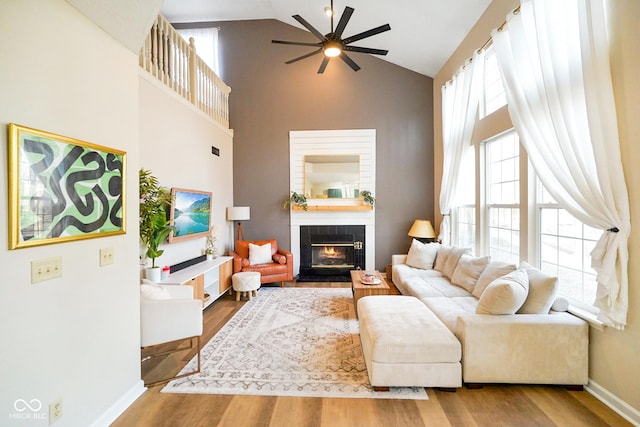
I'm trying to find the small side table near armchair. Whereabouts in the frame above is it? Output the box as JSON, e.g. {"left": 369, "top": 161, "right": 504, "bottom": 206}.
{"left": 230, "top": 239, "right": 293, "bottom": 287}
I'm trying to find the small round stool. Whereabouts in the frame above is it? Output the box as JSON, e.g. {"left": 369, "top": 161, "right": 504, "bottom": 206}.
{"left": 232, "top": 272, "right": 261, "bottom": 301}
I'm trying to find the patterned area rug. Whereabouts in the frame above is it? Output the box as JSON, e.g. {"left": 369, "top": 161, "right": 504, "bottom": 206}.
{"left": 162, "top": 288, "right": 427, "bottom": 399}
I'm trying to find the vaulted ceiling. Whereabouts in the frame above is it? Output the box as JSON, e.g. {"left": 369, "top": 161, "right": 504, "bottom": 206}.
{"left": 160, "top": 0, "right": 493, "bottom": 77}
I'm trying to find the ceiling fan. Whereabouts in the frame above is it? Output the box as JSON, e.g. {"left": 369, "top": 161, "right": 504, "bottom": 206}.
{"left": 272, "top": 0, "right": 391, "bottom": 74}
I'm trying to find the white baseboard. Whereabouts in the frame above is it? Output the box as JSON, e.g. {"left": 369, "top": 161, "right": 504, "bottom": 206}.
{"left": 91, "top": 380, "right": 146, "bottom": 427}
{"left": 586, "top": 379, "right": 640, "bottom": 426}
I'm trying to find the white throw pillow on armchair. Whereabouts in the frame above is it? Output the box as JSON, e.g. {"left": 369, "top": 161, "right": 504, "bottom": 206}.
{"left": 249, "top": 242, "right": 272, "bottom": 265}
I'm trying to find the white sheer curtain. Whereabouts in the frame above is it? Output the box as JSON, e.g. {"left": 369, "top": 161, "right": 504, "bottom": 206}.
{"left": 439, "top": 50, "right": 485, "bottom": 244}
{"left": 177, "top": 27, "right": 220, "bottom": 74}
{"left": 492, "top": 0, "right": 630, "bottom": 329}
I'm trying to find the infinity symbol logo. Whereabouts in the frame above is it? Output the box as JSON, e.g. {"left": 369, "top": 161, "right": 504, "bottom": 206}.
{"left": 14, "top": 399, "right": 42, "bottom": 412}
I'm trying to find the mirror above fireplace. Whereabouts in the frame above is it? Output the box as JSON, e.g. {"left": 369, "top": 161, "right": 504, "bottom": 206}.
{"left": 304, "top": 155, "right": 360, "bottom": 199}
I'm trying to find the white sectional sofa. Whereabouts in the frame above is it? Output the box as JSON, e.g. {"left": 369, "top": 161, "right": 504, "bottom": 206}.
{"left": 387, "top": 241, "right": 589, "bottom": 386}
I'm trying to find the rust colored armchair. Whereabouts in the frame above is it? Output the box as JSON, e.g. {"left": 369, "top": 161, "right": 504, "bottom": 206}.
{"left": 229, "top": 239, "right": 293, "bottom": 287}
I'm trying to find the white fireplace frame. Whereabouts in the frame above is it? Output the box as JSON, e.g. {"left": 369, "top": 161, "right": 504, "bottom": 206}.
{"left": 289, "top": 129, "right": 376, "bottom": 275}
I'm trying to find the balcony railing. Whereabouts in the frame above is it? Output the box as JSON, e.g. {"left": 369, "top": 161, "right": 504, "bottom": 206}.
{"left": 139, "top": 15, "right": 231, "bottom": 129}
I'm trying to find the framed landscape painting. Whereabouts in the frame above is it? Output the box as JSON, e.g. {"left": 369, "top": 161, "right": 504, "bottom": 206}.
{"left": 8, "top": 123, "right": 126, "bottom": 249}
{"left": 169, "top": 188, "right": 212, "bottom": 243}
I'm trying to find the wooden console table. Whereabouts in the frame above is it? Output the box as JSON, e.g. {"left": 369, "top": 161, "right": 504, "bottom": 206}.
{"left": 159, "top": 256, "right": 233, "bottom": 310}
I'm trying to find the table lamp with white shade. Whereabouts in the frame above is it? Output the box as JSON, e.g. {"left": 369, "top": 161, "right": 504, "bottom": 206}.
{"left": 227, "top": 206, "right": 250, "bottom": 242}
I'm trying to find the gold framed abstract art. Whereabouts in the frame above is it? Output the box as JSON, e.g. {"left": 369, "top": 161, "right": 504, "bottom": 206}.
{"left": 8, "top": 123, "right": 126, "bottom": 249}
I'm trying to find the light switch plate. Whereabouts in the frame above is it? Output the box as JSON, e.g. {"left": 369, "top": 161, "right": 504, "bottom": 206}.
{"left": 31, "top": 257, "right": 62, "bottom": 284}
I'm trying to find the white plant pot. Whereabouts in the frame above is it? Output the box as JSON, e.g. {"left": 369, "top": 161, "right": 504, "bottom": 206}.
{"left": 206, "top": 254, "right": 213, "bottom": 261}
{"left": 145, "top": 267, "right": 161, "bottom": 283}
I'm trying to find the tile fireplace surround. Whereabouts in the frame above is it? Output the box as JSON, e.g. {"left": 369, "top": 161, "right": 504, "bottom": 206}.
{"left": 297, "top": 225, "right": 366, "bottom": 282}
{"left": 289, "top": 129, "right": 376, "bottom": 276}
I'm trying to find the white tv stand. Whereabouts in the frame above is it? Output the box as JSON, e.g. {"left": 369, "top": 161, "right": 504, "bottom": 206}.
{"left": 159, "top": 256, "right": 233, "bottom": 310}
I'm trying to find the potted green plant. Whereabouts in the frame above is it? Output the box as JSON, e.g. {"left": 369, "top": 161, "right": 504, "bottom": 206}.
{"left": 283, "top": 191, "right": 308, "bottom": 210}
{"left": 139, "top": 168, "right": 173, "bottom": 281}
{"left": 361, "top": 190, "right": 375, "bottom": 206}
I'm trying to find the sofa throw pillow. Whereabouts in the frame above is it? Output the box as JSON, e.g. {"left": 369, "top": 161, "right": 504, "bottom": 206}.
{"left": 140, "top": 284, "right": 171, "bottom": 300}
{"left": 442, "top": 247, "right": 471, "bottom": 279}
{"left": 551, "top": 297, "right": 570, "bottom": 312}
{"left": 472, "top": 261, "right": 518, "bottom": 299}
{"left": 433, "top": 245, "right": 451, "bottom": 273}
{"left": 249, "top": 242, "right": 272, "bottom": 265}
{"left": 476, "top": 268, "right": 529, "bottom": 315}
{"left": 517, "top": 261, "right": 559, "bottom": 314}
{"left": 405, "top": 239, "right": 440, "bottom": 270}
{"left": 451, "top": 254, "right": 491, "bottom": 293}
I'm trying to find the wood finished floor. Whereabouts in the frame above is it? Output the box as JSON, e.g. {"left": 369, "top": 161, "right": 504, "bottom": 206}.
{"left": 113, "top": 282, "right": 631, "bottom": 427}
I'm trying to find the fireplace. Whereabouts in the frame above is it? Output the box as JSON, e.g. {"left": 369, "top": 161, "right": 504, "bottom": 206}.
{"left": 298, "top": 225, "right": 365, "bottom": 282}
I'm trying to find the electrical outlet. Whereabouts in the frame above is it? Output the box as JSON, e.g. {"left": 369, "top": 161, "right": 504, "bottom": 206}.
{"left": 31, "top": 257, "right": 62, "bottom": 284}
{"left": 100, "top": 247, "right": 114, "bottom": 266}
{"left": 49, "top": 398, "right": 62, "bottom": 425}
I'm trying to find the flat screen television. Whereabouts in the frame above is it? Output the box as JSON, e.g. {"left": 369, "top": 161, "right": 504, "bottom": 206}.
{"left": 168, "top": 188, "right": 212, "bottom": 243}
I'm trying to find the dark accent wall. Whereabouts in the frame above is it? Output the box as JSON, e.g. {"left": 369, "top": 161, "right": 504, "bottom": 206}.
{"left": 216, "top": 19, "right": 434, "bottom": 269}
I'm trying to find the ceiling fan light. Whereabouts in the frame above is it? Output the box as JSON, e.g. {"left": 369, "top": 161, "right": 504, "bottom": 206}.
{"left": 323, "top": 41, "right": 342, "bottom": 57}
{"left": 324, "top": 6, "right": 334, "bottom": 17}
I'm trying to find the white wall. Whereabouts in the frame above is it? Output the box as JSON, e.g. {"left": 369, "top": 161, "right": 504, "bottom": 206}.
{"left": 138, "top": 74, "right": 234, "bottom": 268}
{"left": 0, "top": 0, "right": 142, "bottom": 425}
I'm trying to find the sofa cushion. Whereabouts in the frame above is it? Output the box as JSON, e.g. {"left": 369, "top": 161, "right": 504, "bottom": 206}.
{"left": 422, "top": 296, "right": 478, "bottom": 336}
{"left": 472, "top": 261, "right": 518, "bottom": 299}
{"left": 435, "top": 246, "right": 471, "bottom": 279}
{"left": 392, "top": 264, "right": 443, "bottom": 295}
{"left": 249, "top": 242, "right": 272, "bottom": 265}
{"left": 242, "top": 262, "right": 288, "bottom": 276}
{"left": 405, "top": 239, "right": 440, "bottom": 270}
{"left": 402, "top": 275, "right": 472, "bottom": 299}
{"left": 358, "top": 296, "right": 461, "bottom": 364}
{"left": 451, "top": 254, "right": 491, "bottom": 293}
{"left": 433, "top": 245, "right": 451, "bottom": 272}
{"left": 517, "top": 261, "right": 559, "bottom": 314}
{"left": 476, "top": 269, "right": 529, "bottom": 315}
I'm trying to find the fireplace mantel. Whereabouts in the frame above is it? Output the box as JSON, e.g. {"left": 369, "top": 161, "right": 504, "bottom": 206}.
{"left": 292, "top": 205, "right": 373, "bottom": 211}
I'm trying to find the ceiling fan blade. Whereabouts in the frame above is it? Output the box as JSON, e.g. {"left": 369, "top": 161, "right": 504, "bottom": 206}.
{"left": 317, "top": 57, "right": 330, "bottom": 74}
{"left": 344, "top": 46, "right": 389, "bottom": 56}
{"left": 333, "top": 6, "right": 354, "bottom": 39}
{"left": 272, "top": 40, "right": 322, "bottom": 47}
{"left": 285, "top": 49, "right": 322, "bottom": 64}
{"left": 292, "top": 14, "right": 327, "bottom": 41}
{"left": 340, "top": 52, "right": 361, "bottom": 72}
{"left": 342, "top": 24, "right": 391, "bottom": 45}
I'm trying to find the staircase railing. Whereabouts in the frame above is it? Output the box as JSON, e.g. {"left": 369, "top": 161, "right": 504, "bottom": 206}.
{"left": 139, "top": 15, "right": 231, "bottom": 129}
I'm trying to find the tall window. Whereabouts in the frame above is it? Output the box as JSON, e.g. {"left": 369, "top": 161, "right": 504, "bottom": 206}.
{"left": 537, "top": 183, "right": 599, "bottom": 308}
{"left": 481, "top": 46, "right": 507, "bottom": 118}
{"left": 453, "top": 147, "right": 475, "bottom": 250}
{"left": 447, "top": 44, "right": 600, "bottom": 314}
{"left": 177, "top": 27, "right": 220, "bottom": 74}
{"left": 485, "top": 131, "right": 520, "bottom": 263}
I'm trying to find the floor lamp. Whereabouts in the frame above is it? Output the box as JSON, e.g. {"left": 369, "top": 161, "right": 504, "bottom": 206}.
{"left": 408, "top": 219, "right": 436, "bottom": 243}
{"left": 227, "top": 206, "right": 250, "bottom": 245}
